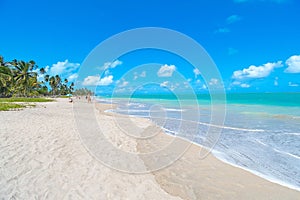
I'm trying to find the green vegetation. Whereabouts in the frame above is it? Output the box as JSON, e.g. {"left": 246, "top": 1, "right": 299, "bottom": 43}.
{"left": 60, "top": 95, "right": 71, "bottom": 98}
{"left": 0, "top": 102, "right": 25, "bottom": 111}
{"left": 73, "top": 88, "right": 94, "bottom": 96}
{"left": 0, "top": 55, "right": 74, "bottom": 97}
{"left": 0, "top": 97, "right": 54, "bottom": 102}
{"left": 0, "top": 97, "right": 51, "bottom": 111}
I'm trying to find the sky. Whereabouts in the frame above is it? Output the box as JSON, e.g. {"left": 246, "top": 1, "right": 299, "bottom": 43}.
{"left": 1, "top": 0, "right": 300, "bottom": 94}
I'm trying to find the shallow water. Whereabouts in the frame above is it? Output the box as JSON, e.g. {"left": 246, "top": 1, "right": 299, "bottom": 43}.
{"left": 97, "top": 93, "right": 300, "bottom": 190}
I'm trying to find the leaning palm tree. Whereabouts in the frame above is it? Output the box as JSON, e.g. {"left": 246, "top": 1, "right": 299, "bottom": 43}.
{"left": 13, "top": 60, "right": 38, "bottom": 96}
{"left": 27, "top": 76, "right": 40, "bottom": 96}
{"left": 0, "top": 67, "right": 13, "bottom": 96}
{"left": 0, "top": 57, "right": 14, "bottom": 97}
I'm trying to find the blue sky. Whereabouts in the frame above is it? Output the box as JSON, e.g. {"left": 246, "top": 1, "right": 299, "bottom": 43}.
{"left": 1, "top": 0, "right": 300, "bottom": 94}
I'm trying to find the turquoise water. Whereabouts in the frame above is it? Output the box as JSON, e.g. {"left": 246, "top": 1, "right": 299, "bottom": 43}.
{"left": 97, "top": 93, "right": 300, "bottom": 190}
{"left": 106, "top": 92, "right": 300, "bottom": 107}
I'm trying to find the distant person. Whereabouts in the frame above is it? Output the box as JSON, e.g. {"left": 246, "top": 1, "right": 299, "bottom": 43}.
{"left": 87, "top": 95, "right": 91, "bottom": 103}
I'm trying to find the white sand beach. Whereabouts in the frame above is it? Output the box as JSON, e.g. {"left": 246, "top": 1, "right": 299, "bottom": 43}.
{"left": 0, "top": 98, "right": 299, "bottom": 199}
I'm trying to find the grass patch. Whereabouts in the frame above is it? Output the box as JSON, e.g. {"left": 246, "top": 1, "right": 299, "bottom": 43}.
{"left": 60, "top": 95, "right": 71, "bottom": 98}
{"left": 0, "top": 102, "right": 25, "bottom": 111}
{"left": 0, "top": 97, "right": 54, "bottom": 103}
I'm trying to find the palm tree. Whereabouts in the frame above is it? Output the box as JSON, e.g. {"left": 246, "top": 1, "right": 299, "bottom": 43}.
{"left": 44, "top": 74, "right": 50, "bottom": 83}
{"left": 1, "top": 56, "right": 76, "bottom": 97}
{"left": 69, "top": 82, "right": 74, "bottom": 93}
{"left": 39, "top": 67, "right": 46, "bottom": 75}
{"left": 55, "top": 75, "right": 61, "bottom": 86}
{"left": 13, "top": 60, "right": 38, "bottom": 96}
{"left": 27, "top": 76, "right": 40, "bottom": 96}
{"left": 0, "top": 56, "right": 14, "bottom": 97}
{"left": 49, "top": 76, "right": 56, "bottom": 95}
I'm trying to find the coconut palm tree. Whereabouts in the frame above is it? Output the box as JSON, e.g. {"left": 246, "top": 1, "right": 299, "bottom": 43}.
{"left": 69, "top": 82, "right": 74, "bottom": 93}
{"left": 49, "top": 76, "right": 56, "bottom": 95}
{"left": 0, "top": 56, "right": 14, "bottom": 97}
{"left": 1, "top": 56, "right": 76, "bottom": 97}
{"left": 55, "top": 75, "right": 61, "bottom": 86}
{"left": 44, "top": 74, "right": 50, "bottom": 83}
{"left": 13, "top": 60, "right": 38, "bottom": 96}
{"left": 39, "top": 67, "right": 46, "bottom": 75}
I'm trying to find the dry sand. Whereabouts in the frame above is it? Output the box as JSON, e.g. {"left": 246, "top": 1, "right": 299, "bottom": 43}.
{"left": 0, "top": 98, "right": 299, "bottom": 199}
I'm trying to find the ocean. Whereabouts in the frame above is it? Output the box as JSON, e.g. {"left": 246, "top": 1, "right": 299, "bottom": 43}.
{"left": 97, "top": 93, "right": 300, "bottom": 191}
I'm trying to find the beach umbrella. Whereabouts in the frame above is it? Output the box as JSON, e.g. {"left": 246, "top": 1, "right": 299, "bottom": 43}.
{"left": 66, "top": 94, "right": 73, "bottom": 97}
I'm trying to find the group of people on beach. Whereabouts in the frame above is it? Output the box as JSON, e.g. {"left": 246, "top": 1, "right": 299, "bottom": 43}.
{"left": 68, "top": 94, "right": 92, "bottom": 103}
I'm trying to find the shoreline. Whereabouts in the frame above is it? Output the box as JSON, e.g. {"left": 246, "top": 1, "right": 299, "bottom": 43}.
{"left": 158, "top": 129, "right": 300, "bottom": 192}
{"left": 155, "top": 129, "right": 300, "bottom": 192}
{"left": 212, "top": 150, "right": 300, "bottom": 192}
{"left": 96, "top": 101, "right": 300, "bottom": 198}
{"left": 103, "top": 100, "right": 300, "bottom": 192}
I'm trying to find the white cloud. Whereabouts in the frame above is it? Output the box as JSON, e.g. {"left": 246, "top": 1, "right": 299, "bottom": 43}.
{"left": 196, "top": 79, "right": 201, "bottom": 84}
{"left": 170, "top": 85, "right": 177, "bottom": 91}
{"left": 232, "top": 81, "right": 241, "bottom": 85}
{"left": 226, "top": 15, "right": 242, "bottom": 24}
{"left": 274, "top": 77, "right": 278, "bottom": 86}
{"left": 45, "top": 60, "right": 80, "bottom": 76}
{"left": 240, "top": 83, "right": 250, "bottom": 88}
{"left": 193, "top": 68, "right": 201, "bottom": 78}
{"left": 110, "top": 60, "right": 122, "bottom": 68}
{"left": 160, "top": 81, "right": 169, "bottom": 87}
{"left": 102, "top": 60, "right": 122, "bottom": 70}
{"left": 99, "top": 75, "right": 113, "bottom": 85}
{"left": 232, "top": 81, "right": 250, "bottom": 88}
{"left": 159, "top": 82, "right": 177, "bottom": 91}
{"left": 104, "top": 70, "right": 111, "bottom": 76}
{"left": 117, "top": 79, "right": 129, "bottom": 87}
{"left": 68, "top": 73, "right": 78, "bottom": 81}
{"left": 288, "top": 82, "right": 299, "bottom": 87}
{"left": 209, "top": 78, "right": 219, "bottom": 86}
{"left": 82, "top": 75, "right": 113, "bottom": 86}
{"left": 41, "top": 60, "right": 79, "bottom": 82}
{"left": 232, "top": 61, "right": 283, "bottom": 80}
{"left": 184, "top": 81, "right": 190, "bottom": 88}
{"left": 157, "top": 64, "right": 176, "bottom": 77}
{"left": 133, "top": 71, "right": 146, "bottom": 80}
{"left": 121, "top": 81, "right": 129, "bottom": 87}
{"left": 285, "top": 55, "right": 300, "bottom": 73}
{"left": 82, "top": 76, "right": 99, "bottom": 86}
{"left": 47, "top": 60, "right": 80, "bottom": 76}
{"left": 202, "top": 84, "right": 207, "bottom": 90}
{"left": 133, "top": 72, "right": 138, "bottom": 80}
